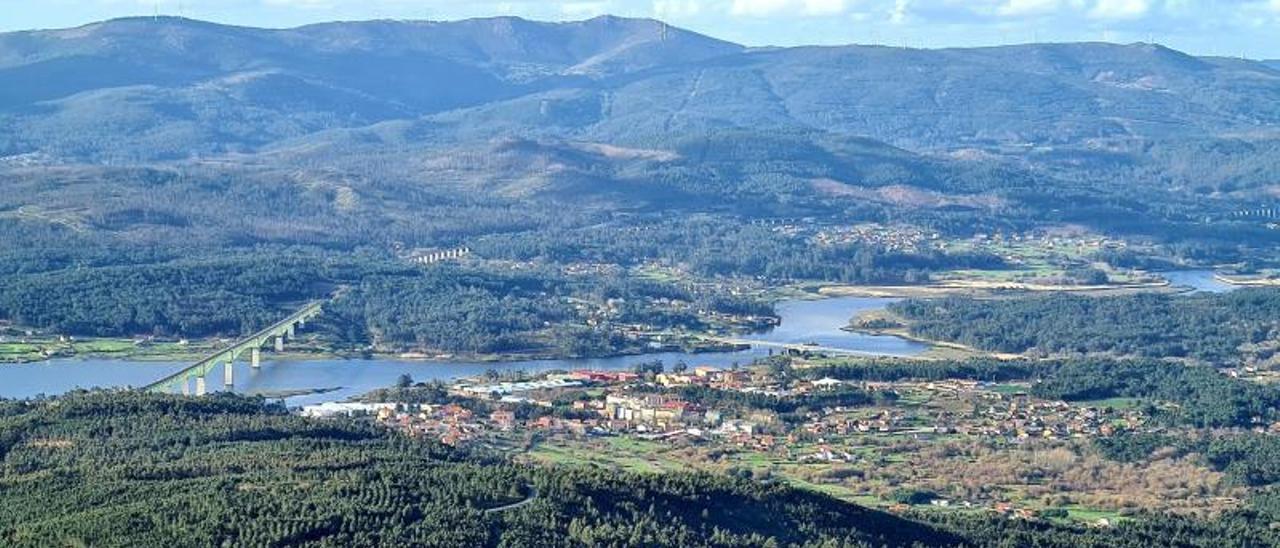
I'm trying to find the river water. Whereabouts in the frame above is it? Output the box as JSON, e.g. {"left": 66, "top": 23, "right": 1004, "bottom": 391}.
{"left": 1160, "top": 269, "right": 1236, "bottom": 294}
{"left": 1, "top": 272, "right": 1231, "bottom": 405}
{"left": 0, "top": 296, "right": 924, "bottom": 405}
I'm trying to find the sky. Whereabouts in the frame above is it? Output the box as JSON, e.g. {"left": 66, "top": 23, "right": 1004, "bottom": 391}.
{"left": 2, "top": 0, "right": 1278, "bottom": 58}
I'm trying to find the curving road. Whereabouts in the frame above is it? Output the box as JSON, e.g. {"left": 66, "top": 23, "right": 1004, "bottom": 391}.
{"left": 484, "top": 486, "right": 538, "bottom": 514}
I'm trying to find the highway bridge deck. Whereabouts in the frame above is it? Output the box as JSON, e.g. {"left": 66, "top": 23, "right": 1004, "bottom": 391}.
{"left": 144, "top": 301, "right": 323, "bottom": 393}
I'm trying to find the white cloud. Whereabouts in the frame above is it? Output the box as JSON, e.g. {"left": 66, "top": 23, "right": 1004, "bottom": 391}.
{"left": 802, "top": 0, "right": 846, "bottom": 16}
{"left": 890, "top": 0, "right": 910, "bottom": 24}
{"left": 652, "top": 0, "right": 703, "bottom": 18}
{"left": 261, "top": 0, "right": 335, "bottom": 8}
{"left": 996, "top": 0, "right": 1061, "bottom": 17}
{"left": 730, "top": 0, "right": 847, "bottom": 17}
{"left": 560, "top": 1, "right": 610, "bottom": 17}
{"left": 1088, "top": 0, "right": 1149, "bottom": 19}
{"left": 730, "top": 0, "right": 792, "bottom": 16}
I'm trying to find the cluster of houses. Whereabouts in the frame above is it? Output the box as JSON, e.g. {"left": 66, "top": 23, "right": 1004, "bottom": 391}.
{"left": 301, "top": 366, "right": 803, "bottom": 446}
{"left": 294, "top": 361, "right": 1193, "bottom": 530}
{"left": 871, "top": 380, "right": 1148, "bottom": 440}
{"left": 810, "top": 224, "right": 936, "bottom": 252}
{"left": 301, "top": 365, "right": 1155, "bottom": 451}
{"left": 654, "top": 365, "right": 752, "bottom": 388}
{"left": 955, "top": 396, "right": 1145, "bottom": 440}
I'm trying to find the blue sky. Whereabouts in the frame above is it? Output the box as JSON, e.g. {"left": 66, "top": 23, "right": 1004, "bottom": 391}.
{"left": 4, "top": 0, "right": 1279, "bottom": 58}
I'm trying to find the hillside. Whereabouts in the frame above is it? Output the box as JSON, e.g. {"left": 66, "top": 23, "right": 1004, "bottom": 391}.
{"left": 2, "top": 391, "right": 1278, "bottom": 547}
{"left": 0, "top": 16, "right": 740, "bottom": 162}
{"left": 0, "top": 392, "right": 964, "bottom": 546}
{"left": 3, "top": 16, "right": 1280, "bottom": 345}
{"left": 1, "top": 17, "right": 1277, "bottom": 163}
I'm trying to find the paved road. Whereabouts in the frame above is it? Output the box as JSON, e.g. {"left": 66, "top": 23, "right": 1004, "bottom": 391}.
{"left": 709, "top": 336, "right": 896, "bottom": 357}
{"left": 143, "top": 300, "right": 323, "bottom": 391}
{"left": 484, "top": 486, "right": 538, "bottom": 514}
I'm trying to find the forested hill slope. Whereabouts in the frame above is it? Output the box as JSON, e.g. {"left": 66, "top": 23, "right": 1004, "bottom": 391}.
{"left": 0, "top": 391, "right": 965, "bottom": 547}
{"left": 1, "top": 16, "right": 1277, "bottom": 162}
{"left": 2, "top": 391, "right": 1278, "bottom": 547}
{"left": 4, "top": 16, "right": 1280, "bottom": 345}
{"left": 0, "top": 15, "right": 740, "bottom": 162}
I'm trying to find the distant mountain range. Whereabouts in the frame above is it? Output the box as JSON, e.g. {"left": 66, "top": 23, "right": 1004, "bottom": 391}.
{"left": 2, "top": 15, "right": 1279, "bottom": 247}
{"left": 1, "top": 15, "right": 1277, "bottom": 164}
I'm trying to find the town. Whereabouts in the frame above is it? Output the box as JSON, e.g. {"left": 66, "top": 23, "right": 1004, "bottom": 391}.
{"left": 300, "top": 355, "right": 1165, "bottom": 525}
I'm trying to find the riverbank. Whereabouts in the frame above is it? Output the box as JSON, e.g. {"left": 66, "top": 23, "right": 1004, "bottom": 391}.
{"left": 842, "top": 308, "right": 1025, "bottom": 361}
{"left": 814, "top": 279, "right": 1175, "bottom": 299}
{"left": 1214, "top": 273, "right": 1280, "bottom": 287}
{"left": 0, "top": 331, "right": 749, "bottom": 366}
{"left": 0, "top": 296, "right": 923, "bottom": 403}
{"left": 0, "top": 338, "right": 207, "bottom": 365}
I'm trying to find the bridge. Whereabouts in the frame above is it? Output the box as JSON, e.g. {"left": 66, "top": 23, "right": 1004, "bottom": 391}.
{"left": 706, "top": 336, "right": 902, "bottom": 357}
{"left": 1227, "top": 207, "right": 1280, "bottom": 220}
{"left": 143, "top": 301, "right": 324, "bottom": 395}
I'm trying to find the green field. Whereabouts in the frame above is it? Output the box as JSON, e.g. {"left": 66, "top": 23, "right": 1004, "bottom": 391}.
{"left": 1072, "top": 397, "right": 1144, "bottom": 410}
{"left": 0, "top": 336, "right": 209, "bottom": 364}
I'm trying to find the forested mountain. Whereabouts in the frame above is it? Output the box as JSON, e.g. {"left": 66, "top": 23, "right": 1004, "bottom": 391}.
{"left": 0, "top": 16, "right": 741, "bottom": 161}
{"left": 3, "top": 391, "right": 1278, "bottom": 547}
{"left": 1, "top": 16, "right": 1278, "bottom": 168}
{"left": 891, "top": 289, "right": 1280, "bottom": 365}
{"left": 2, "top": 16, "right": 1277, "bottom": 230}
{"left": 0, "top": 391, "right": 965, "bottom": 547}
{"left": 3, "top": 16, "right": 1280, "bottom": 344}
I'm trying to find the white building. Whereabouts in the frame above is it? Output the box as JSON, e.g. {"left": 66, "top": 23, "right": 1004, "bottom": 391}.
{"left": 300, "top": 402, "right": 397, "bottom": 418}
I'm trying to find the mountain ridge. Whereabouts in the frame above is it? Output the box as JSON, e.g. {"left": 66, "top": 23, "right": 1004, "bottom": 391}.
{"left": 2, "top": 16, "right": 1277, "bottom": 164}
{"left": 1, "top": 15, "right": 1278, "bottom": 222}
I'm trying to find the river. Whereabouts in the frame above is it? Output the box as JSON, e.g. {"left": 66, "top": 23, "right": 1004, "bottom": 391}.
{"left": 1160, "top": 269, "right": 1236, "bottom": 293}
{"left": 0, "top": 296, "right": 925, "bottom": 405}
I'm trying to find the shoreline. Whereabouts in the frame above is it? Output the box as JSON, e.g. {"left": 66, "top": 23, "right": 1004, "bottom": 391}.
{"left": 4, "top": 271, "right": 1229, "bottom": 368}
{"left": 840, "top": 308, "right": 1025, "bottom": 361}
{"left": 814, "top": 280, "right": 1174, "bottom": 299}
{"left": 1213, "top": 273, "right": 1280, "bottom": 287}
{"left": 3, "top": 278, "right": 1186, "bottom": 368}
{"left": 0, "top": 340, "right": 755, "bottom": 368}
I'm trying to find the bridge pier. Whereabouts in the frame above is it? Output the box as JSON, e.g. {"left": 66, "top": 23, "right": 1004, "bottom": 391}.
{"left": 140, "top": 302, "right": 324, "bottom": 393}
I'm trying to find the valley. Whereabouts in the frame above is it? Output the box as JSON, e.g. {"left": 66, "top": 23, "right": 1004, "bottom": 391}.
{"left": 3, "top": 11, "right": 1280, "bottom": 548}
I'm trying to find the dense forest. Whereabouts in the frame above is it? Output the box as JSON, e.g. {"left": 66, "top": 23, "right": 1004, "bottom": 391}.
{"left": 470, "top": 217, "right": 1007, "bottom": 284}
{"left": 803, "top": 356, "right": 1280, "bottom": 429}
{"left": 1028, "top": 358, "right": 1280, "bottom": 428}
{"left": 891, "top": 289, "right": 1280, "bottom": 364}
{"left": 0, "top": 238, "right": 776, "bottom": 357}
{"left": 1097, "top": 432, "right": 1280, "bottom": 487}
{"left": 2, "top": 391, "right": 1279, "bottom": 547}
{"left": 801, "top": 357, "right": 1043, "bottom": 383}
{"left": 0, "top": 169, "right": 1011, "bottom": 357}
{"left": 0, "top": 391, "right": 962, "bottom": 547}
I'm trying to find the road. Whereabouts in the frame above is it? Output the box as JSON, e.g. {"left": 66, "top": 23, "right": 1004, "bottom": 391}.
{"left": 484, "top": 486, "right": 538, "bottom": 514}
{"left": 142, "top": 300, "right": 324, "bottom": 392}
{"left": 705, "top": 336, "right": 901, "bottom": 357}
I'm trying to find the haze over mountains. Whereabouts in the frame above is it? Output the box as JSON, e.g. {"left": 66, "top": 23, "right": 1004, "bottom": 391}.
{"left": 2, "top": 15, "right": 1280, "bottom": 249}
{"left": 2, "top": 15, "right": 1278, "bottom": 161}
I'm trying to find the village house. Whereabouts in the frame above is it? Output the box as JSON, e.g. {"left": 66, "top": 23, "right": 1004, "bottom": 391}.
{"left": 489, "top": 409, "right": 516, "bottom": 431}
